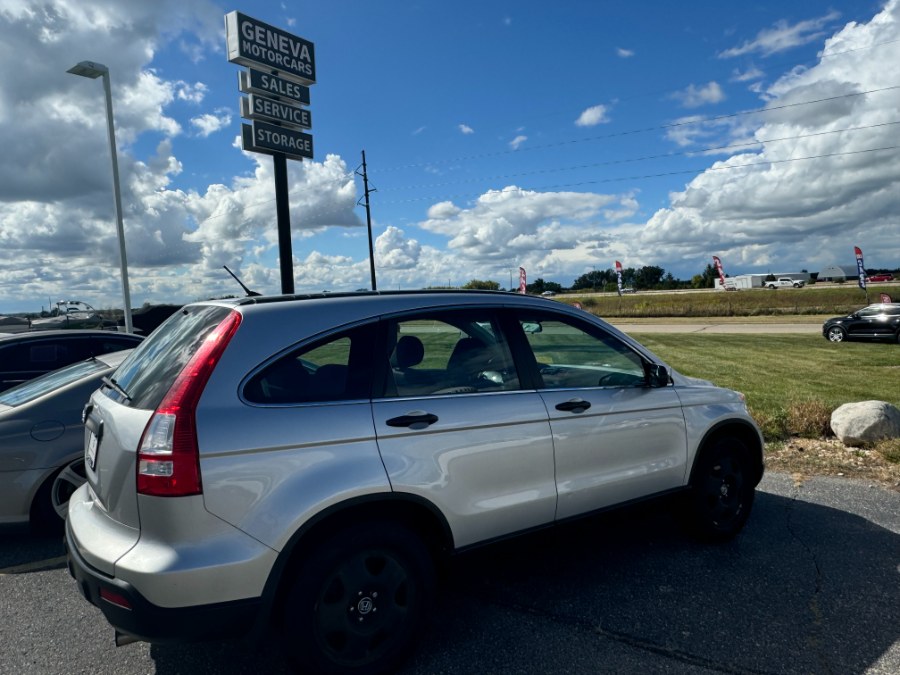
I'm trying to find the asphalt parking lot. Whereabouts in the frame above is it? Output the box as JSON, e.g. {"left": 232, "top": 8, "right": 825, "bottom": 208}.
{"left": 1, "top": 472, "right": 897, "bottom": 674}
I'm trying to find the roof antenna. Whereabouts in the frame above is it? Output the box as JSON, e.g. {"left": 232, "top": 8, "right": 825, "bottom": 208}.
{"left": 223, "top": 266, "right": 261, "bottom": 297}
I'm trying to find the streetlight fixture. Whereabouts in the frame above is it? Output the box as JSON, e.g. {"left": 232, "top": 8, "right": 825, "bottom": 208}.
{"left": 66, "top": 61, "right": 133, "bottom": 333}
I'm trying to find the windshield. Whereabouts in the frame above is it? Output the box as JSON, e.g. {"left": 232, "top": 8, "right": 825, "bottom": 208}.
{"left": 0, "top": 358, "right": 107, "bottom": 407}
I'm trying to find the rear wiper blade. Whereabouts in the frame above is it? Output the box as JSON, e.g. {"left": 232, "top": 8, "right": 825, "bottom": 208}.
{"left": 102, "top": 375, "right": 132, "bottom": 402}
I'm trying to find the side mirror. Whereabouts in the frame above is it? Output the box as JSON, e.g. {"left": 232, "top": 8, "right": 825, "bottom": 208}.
{"left": 522, "top": 322, "right": 542, "bottom": 334}
{"left": 646, "top": 363, "right": 669, "bottom": 388}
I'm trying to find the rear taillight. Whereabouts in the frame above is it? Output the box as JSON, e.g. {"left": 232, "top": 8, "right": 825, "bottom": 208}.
{"left": 137, "top": 310, "right": 242, "bottom": 497}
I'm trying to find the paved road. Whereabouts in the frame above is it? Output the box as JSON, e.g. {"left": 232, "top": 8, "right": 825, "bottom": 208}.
{"left": 611, "top": 322, "right": 822, "bottom": 334}
{"left": 1, "top": 472, "right": 897, "bottom": 674}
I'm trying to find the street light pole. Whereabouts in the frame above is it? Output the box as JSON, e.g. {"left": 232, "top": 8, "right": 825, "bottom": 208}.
{"left": 67, "top": 61, "right": 133, "bottom": 333}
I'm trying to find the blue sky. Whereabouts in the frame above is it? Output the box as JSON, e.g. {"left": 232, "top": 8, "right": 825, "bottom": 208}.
{"left": 1, "top": 0, "right": 898, "bottom": 313}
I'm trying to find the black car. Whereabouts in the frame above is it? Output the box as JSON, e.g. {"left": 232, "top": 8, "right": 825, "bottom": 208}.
{"left": 0, "top": 330, "right": 144, "bottom": 392}
{"left": 822, "top": 303, "right": 900, "bottom": 343}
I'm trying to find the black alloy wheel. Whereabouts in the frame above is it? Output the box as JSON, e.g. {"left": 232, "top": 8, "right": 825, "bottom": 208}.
{"left": 687, "top": 437, "right": 756, "bottom": 541}
{"left": 281, "top": 522, "right": 435, "bottom": 675}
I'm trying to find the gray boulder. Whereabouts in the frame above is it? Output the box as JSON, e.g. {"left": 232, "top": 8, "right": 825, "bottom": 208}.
{"left": 830, "top": 401, "right": 900, "bottom": 446}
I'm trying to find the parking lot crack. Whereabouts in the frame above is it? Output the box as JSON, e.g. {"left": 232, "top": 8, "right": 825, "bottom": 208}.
{"left": 783, "top": 483, "right": 831, "bottom": 675}
{"left": 472, "top": 592, "right": 781, "bottom": 675}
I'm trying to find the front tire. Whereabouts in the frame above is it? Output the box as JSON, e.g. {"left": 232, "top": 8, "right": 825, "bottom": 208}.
{"left": 826, "top": 326, "right": 846, "bottom": 343}
{"left": 686, "top": 437, "right": 756, "bottom": 541}
{"left": 280, "top": 522, "right": 435, "bottom": 675}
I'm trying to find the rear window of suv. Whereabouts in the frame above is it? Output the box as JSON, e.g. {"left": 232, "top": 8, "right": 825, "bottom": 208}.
{"left": 109, "top": 305, "right": 233, "bottom": 410}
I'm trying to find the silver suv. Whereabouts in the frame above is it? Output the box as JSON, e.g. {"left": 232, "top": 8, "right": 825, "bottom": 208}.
{"left": 66, "top": 291, "right": 763, "bottom": 674}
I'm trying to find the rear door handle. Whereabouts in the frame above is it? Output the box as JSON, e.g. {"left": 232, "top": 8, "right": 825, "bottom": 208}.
{"left": 555, "top": 398, "right": 591, "bottom": 414}
{"left": 386, "top": 411, "right": 439, "bottom": 429}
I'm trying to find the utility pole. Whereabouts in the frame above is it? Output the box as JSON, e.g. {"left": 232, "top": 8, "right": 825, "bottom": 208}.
{"left": 357, "top": 150, "right": 377, "bottom": 290}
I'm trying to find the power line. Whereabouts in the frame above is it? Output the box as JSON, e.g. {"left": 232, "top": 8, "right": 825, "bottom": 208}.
{"left": 186, "top": 87, "right": 900, "bottom": 227}
{"left": 374, "top": 120, "right": 900, "bottom": 192}
{"left": 372, "top": 85, "right": 900, "bottom": 173}
{"left": 373, "top": 144, "right": 900, "bottom": 205}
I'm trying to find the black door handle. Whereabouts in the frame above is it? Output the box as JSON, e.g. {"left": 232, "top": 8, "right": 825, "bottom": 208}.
{"left": 555, "top": 398, "right": 591, "bottom": 413}
{"left": 386, "top": 411, "right": 439, "bottom": 429}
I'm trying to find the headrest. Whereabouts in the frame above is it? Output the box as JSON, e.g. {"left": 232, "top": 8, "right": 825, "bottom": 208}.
{"left": 395, "top": 335, "right": 424, "bottom": 369}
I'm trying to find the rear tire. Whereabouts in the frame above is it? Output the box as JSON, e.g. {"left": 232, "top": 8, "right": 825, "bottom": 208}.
{"left": 685, "top": 437, "right": 756, "bottom": 541}
{"left": 280, "top": 522, "right": 435, "bottom": 675}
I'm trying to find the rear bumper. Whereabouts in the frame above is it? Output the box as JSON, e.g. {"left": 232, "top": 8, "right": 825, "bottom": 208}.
{"left": 65, "top": 517, "right": 262, "bottom": 644}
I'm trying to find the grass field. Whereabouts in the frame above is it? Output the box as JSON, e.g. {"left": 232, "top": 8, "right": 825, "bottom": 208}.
{"left": 562, "top": 284, "right": 896, "bottom": 318}
{"left": 553, "top": 287, "right": 899, "bottom": 483}
{"left": 633, "top": 333, "right": 900, "bottom": 428}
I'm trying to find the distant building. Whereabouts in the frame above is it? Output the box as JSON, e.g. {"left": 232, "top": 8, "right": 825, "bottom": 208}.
{"left": 818, "top": 264, "right": 860, "bottom": 282}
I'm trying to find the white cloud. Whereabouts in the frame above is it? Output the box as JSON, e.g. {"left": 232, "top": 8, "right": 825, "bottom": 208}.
{"left": 644, "top": 0, "right": 900, "bottom": 276}
{"left": 191, "top": 111, "right": 231, "bottom": 137}
{"left": 419, "top": 186, "right": 625, "bottom": 263}
{"left": 175, "top": 81, "right": 209, "bottom": 104}
{"left": 731, "top": 65, "right": 764, "bottom": 82}
{"left": 509, "top": 135, "right": 528, "bottom": 150}
{"left": 458, "top": 123, "right": 475, "bottom": 134}
{"left": 427, "top": 201, "right": 462, "bottom": 219}
{"left": 672, "top": 81, "right": 726, "bottom": 108}
{"left": 375, "top": 226, "right": 422, "bottom": 269}
{"left": 575, "top": 104, "right": 610, "bottom": 127}
{"left": 719, "top": 10, "right": 842, "bottom": 58}
{"left": 616, "top": 47, "right": 634, "bottom": 58}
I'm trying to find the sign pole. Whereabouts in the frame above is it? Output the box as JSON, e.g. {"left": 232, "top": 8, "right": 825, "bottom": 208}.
{"left": 226, "top": 11, "right": 315, "bottom": 296}
{"left": 274, "top": 153, "right": 294, "bottom": 294}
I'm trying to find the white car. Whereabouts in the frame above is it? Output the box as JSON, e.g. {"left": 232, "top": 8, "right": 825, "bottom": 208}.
{"left": 67, "top": 291, "right": 763, "bottom": 674}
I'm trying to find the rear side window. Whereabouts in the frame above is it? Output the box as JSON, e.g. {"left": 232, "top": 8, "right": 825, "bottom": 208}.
{"left": 111, "top": 305, "right": 234, "bottom": 410}
{"left": 381, "top": 310, "right": 520, "bottom": 397}
{"left": 91, "top": 335, "right": 141, "bottom": 355}
{"left": 28, "top": 338, "right": 91, "bottom": 369}
{"left": 244, "top": 324, "right": 375, "bottom": 404}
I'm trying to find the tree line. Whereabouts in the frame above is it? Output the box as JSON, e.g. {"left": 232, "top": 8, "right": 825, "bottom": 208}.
{"left": 462, "top": 264, "right": 722, "bottom": 294}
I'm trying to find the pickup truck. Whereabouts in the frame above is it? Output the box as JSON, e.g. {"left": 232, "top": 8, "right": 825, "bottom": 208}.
{"left": 765, "top": 277, "right": 805, "bottom": 289}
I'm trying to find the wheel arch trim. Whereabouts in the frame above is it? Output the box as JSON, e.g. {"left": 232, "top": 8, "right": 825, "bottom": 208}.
{"left": 250, "top": 491, "right": 453, "bottom": 638}
{"left": 689, "top": 419, "right": 765, "bottom": 487}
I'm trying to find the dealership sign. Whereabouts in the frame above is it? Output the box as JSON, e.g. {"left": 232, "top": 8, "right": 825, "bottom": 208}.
{"left": 226, "top": 11, "right": 315, "bottom": 162}
{"left": 241, "top": 95, "right": 312, "bottom": 129}
{"left": 242, "top": 120, "right": 314, "bottom": 159}
{"left": 239, "top": 69, "right": 310, "bottom": 106}
{"left": 225, "top": 11, "right": 315, "bottom": 84}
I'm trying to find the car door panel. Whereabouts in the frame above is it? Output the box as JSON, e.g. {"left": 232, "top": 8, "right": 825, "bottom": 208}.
{"left": 373, "top": 392, "right": 556, "bottom": 548}
{"left": 509, "top": 311, "right": 688, "bottom": 521}
{"left": 539, "top": 387, "right": 687, "bottom": 519}
{"left": 372, "top": 310, "right": 557, "bottom": 549}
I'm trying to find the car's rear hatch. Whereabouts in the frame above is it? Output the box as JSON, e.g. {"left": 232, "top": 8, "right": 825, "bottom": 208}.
{"left": 78, "top": 305, "right": 235, "bottom": 572}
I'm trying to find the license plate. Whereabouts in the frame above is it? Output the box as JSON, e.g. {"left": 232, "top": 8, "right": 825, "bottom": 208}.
{"left": 86, "top": 431, "right": 98, "bottom": 471}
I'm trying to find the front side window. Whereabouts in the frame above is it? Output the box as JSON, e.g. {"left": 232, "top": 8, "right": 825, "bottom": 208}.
{"left": 517, "top": 314, "right": 647, "bottom": 389}
{"left": 244, "top": 324, "right": 374, "bottom": 405}
{"left": 382, "top": 310, "right": 519, "bottom": 397}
